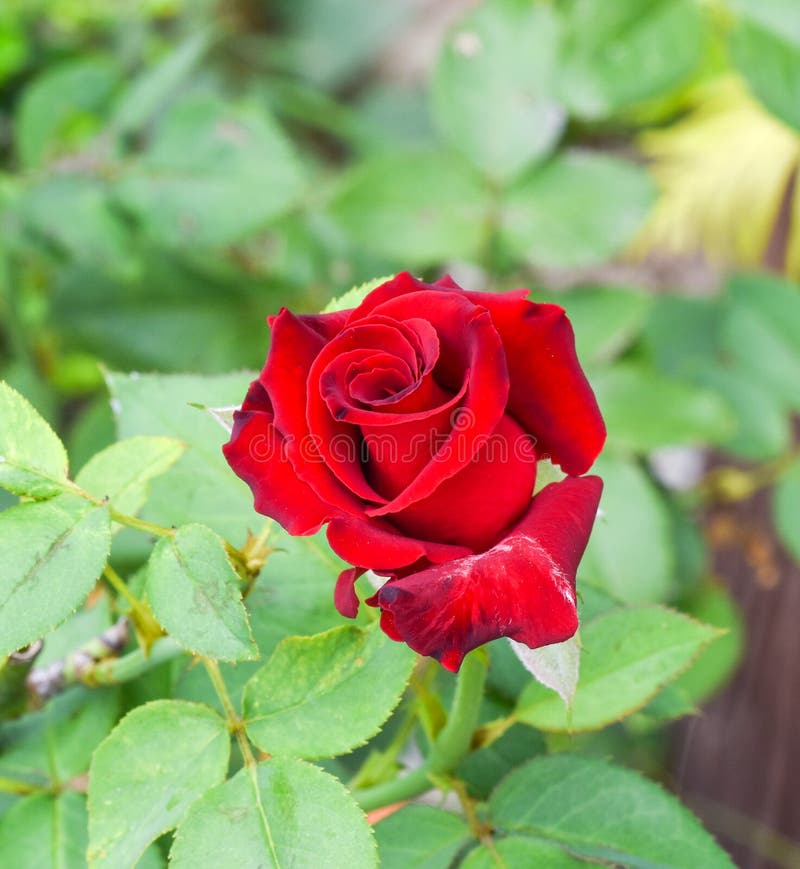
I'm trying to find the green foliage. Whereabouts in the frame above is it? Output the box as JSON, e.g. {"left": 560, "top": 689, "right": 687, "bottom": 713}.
{"left": 374, "top": 805, "right": 470, "bottom": 869}
{"left": 594, "top": 363, "right": 735, "bottom": 452}
{"left": 461, "top": 838, "right": 588, "bottom": 869}
{"left": 146, "top": 524, "right": 257, "bottom": 662}
{"left": 729, "top": 0, "right": 800, "bottom": 130}
{"left": 0, "top": 792, "right": 88, "bottom": 869}
{"left": 87, "top": 700, "right": 230, "bottom": 868}
{"left": 0, "top": 687, "right": 119, "bottom": 787}
{"left": 673, "top": 582, "right": 744, "bottom": 705}
{"left": 432, "top": 0, "right": 564, "bottom": 183}
{"left": 169, "top": 759, "right": 377, "bottom": 868}
{"left": 581, "top": 454, "right": 675, "bottom": 604}
{"left": 489, "top": 755, "right": 735, "bottom": 868}
{"left": 75, "top": 436, "right": 185, "bottom": 519}
{"left": 243, "top": 624, "right": 415, "bottom": 759}
{"left": 500, "top": 151, "right": 655, "bottom": 269}
{"left": 0, "top": 496, "right": 110, "bottom": 657}
{"left": 117, "top": 94, "right": 306, "bottom": 250}
{"left": 556, "top": 0, "right": 706, "bottom": 118}
{"left": 16, "top": 57, "right": 119, "bottom": 169}
{"left": 0, "top": 381, "right": 69, "bottom": 498}
{"left": 516, "top": 607, "right": 720, "bottom": 732}
{"left": 106, "top": 370, "right": 255, "bottom": 543}
{"left": 329, "top": 150, "right": 490, "bottom": 267}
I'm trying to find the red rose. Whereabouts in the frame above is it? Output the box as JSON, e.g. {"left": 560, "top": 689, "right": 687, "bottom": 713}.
{"left": 223, "top": 273, "right": 605, "bottom": 670}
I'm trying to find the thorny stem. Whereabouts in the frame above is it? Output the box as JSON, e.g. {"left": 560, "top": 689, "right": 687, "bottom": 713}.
{"left": 353, "top": 650, "right": 488, "bottom": 811}
{"left": 202, "top": 658, "right": 257, "bottom": 767}
{"left": 26, "top": 633, "right": 184, "bottom": 703}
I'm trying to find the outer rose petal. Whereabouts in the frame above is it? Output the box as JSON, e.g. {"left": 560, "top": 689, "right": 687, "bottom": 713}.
{"left": 464, "top": 292, "right": 606, "bottom": 475}
{"left": 222, "top": 406, "right": 334, "bottom": 535}
{"left": 334, "top": 567, "right": 365, "bottom": 619}
{"left": 368, "top": 476, "right": 603, "bottom": 671}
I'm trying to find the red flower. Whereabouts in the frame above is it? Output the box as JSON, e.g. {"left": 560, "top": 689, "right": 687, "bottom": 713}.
{"left": 223, "top": 273, "right": 605, "bottom": 670}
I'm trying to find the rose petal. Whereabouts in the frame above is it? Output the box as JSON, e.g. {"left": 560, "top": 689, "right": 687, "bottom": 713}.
{"left": 465, "top": 292, "right": 606, "bottom": 476}
{"left": 346, "top": 271, "right": 451, "bottom": 322}
{"left": 222, "top": 403, "right": 335, "bottom": 535}
{"left": 365, "top": 294, "right": 510, "bottom": 515}
{"left": 368, "top": 476, "right": 603, "bottom": 671}
{"left": 327, "top": 515, "right": 472, "bottom": 571}
{"left": 298, "top": 309, "right": 351, "bottom": 340}
{"left": 334, "top": 567, "right": 365, "bottom": 618}
{"left": 388, "top": 413, "right": 537, "bottom": 551}
{"left": 263, "top": 308, "right": 365, "bottom": 514}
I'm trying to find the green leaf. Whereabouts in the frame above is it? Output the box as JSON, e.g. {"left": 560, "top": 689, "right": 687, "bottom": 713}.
{"left": 775, "top": 459, "right": 800, "bottom": 562}
{"left": 87, "top": 700, "right": 230, "bottom": 869}
{"left": 322, "top": 275, "right": 391, "bottom": 313}
{"left": 489, "top": 754, "right": 735, "bottom": 868}
{"left": 170, "top": 758, "right": 376, "bottom": 868}
{"left": 673, "top": 583, "right": 744, "bottom": 705}
{"left": 580, "top": 454, "right": 675, "bottom": 604}
{"left": 556, "top": 0, "right": 706, "bottom": 119}
{"left": 729, "top": 5, "right": 800, "bottom": 130}
{"left": 462, "top": 837, "right": 588, "bottom": 869}
{"left": 594, "top": 363, "right": 735, "bottom": 452}
{"left": 697, "top": 366, "right": 791, "bottom": 461}
{"left": 243, "top": 623, "right": 415, "bottom": 759}
{"left": 721, "top": 272, "right": 800, "bottom": 411}
{"left": 0, "top": 687, "right": 119, "bottom": 786}
{"left": 432, "top": 0, "right": 563, "bottom": 183}
{"left": 374, "top": 805, "right": 470, "bottom": 869}
{"left": 116, "top": 94, "right": 305, "bottom": 248}
{"left": 500, "top": 151, "right": 654, "bottom": 269}
{"left": 516, "top": 607, "right": 719, "bottom": 732}
{"left": 111, "top": 32, "right": 210, "bottom": 135}
{"left": 0, "top": 792, "right": 87, "bottom": 869}
{"left": 106, "top": 370, "right": 255, "bottom": 543}
{"left": 146, "top": 524, "right": 257, "bottom": 662}
{"left": 632, "top": 683, "right": 697, "bottom": 728}
{"left": 16, "top": 57, "right": 118, "bottom": 169}
{"left": 0, "top": 381, "right": 69, "bottom": 498}
{"left": 0, "top": 496, "right": 110, "bottom": 657}
{"left": 75, "top": 435, "right": 185, "bottom": 519}
{"left": 458, "top": 724, "right": 546, "bottom": 800}
{"left": 510, "top": 634, "right": 580, "bottom": 708}
{"left": 329, "top": 150, "right": 490, "bottom": 267}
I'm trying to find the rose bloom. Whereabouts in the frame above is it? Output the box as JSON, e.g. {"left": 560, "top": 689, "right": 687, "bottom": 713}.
{"left": 224, "top": 273, "right": 605, "bottom": 671}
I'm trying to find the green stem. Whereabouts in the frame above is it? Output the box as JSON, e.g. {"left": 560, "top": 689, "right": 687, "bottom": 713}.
{"left": 82, "top": 637, "right": 184, "bottom": 686}
{"left": 103, "top": 565, "right": 142, "bottom": 612}
{"left": 0, "top": 776, "right": 43, "bottom": 796}
{"left": 108, "top": 509, "right": 175, "bottom": 538}
{"left": 202, "top": 658, "right": 257, "bottom": 767}
{"left": 353, "top": 651, "right": 488, "bottom": 811}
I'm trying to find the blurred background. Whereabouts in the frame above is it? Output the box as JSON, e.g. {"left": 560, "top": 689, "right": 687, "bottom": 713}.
{"left": 0, "top": 1, "right": 799, "bottom": 866}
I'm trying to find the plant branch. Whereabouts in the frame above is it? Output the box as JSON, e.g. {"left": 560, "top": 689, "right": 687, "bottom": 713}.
{"left": 202, "top": 658, "right": 257, "bottom": 767}
{"left": 26, "top": 628, "right": 183, "bottom": 703}
{"left": 353, "top": 650, "right": 488, "bottom": 811}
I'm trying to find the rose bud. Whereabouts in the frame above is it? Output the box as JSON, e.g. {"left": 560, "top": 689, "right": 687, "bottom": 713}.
{"left": 223, "top": 273, "right": 605, "bottom": 671}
